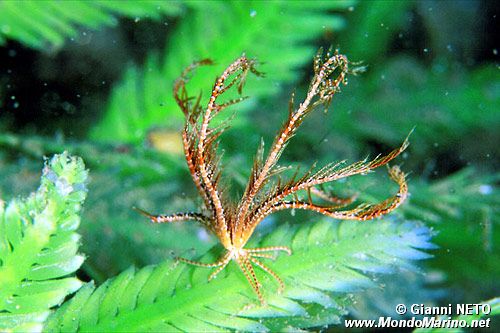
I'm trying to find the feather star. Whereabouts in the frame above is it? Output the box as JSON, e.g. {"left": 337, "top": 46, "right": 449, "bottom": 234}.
{"left": 135, "top": 48, "right": 410, "bottom": 304}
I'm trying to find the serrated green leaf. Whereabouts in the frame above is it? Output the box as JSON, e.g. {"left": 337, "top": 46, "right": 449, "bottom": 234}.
{"left": 0, "top": 153, "right": 88, "bottom": 331}
{"left": 44, "top": 282, "right": 95, "bottom": 333}
{"left": 17, "top": 279, "right": 82, "bottom": 297}
{"left": 98, "top": 267, "right": 136, "bottom": 319}
{"left": 46, "top": 219, "right": 433, "bottom": 331}
{"left": 27, "top": 255, "right": 85, "bottom": 280}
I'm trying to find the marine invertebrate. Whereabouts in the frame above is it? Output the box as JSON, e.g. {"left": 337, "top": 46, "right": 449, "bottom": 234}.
{"left": 136, "top": 49, "right": 409, "bottom": 304}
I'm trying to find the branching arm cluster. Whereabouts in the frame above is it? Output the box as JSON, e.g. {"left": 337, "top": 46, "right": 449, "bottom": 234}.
{"left": 137, "top": 49, "right": 410, "bottom": 252}
{"left": 143, "top": 56, "right": 262, "bottom": 246}
{"left": 231, "top": 49, "right": 410, "bottom": 244}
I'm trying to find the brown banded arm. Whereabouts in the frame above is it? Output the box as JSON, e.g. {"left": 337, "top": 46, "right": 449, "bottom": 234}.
{"left": 195, "top": 56, "right": 261, "bottom": 239}
{"left": 133, "top": 207, "right": 214, "bottom": 232}
{"left": 236, "top": 51, "right": 349, "bottom": 231}
{"left": 247, "top": 134, "right": 410, "bottom": 228}
{"left": 244, "top": 165, "right": 407, "bottom": 238}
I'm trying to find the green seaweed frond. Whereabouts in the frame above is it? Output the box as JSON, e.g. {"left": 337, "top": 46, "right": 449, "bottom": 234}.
{"left": 0, "top": 152, "right": 88, "bottom": 332}
{"left": 45, "top": 218, "right": 433, "bottom": 332}
{"left": 90, "top": 0, "right": 355, "bottom": 143}
{"left": 0, "top": 0, "right": 182, "bottom": 50}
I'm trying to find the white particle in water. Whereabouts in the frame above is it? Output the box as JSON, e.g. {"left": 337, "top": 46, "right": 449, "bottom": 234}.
{"left": 197, "top": 228, "right": 210, "bottom": 242}
{"left": 479, "top": 185, "right": 493, "bottom": 195}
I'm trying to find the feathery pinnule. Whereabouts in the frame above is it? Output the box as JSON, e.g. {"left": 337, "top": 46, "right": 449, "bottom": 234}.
{"left": 137, "top": 48, "right": 411, "bottom": 304}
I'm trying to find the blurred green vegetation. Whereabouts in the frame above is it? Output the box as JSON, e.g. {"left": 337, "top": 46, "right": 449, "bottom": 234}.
{"left": 90, "top": 0, "right": 354, "bottom": 143}
{"left": 0, "top": 0, "right": 498, "bottom": 330}
{"left": 0, "top": 0, "right": 182, "bottom": 50}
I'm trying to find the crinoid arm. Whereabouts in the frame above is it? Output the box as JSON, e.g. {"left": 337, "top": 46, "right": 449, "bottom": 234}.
{"left": 133, "top": 207, "right": 214, "bottom": 232}
{"left": 242, "top": 132, "right": 410, "bottom": 234}
{"left": 235, "top": 49, "right": 350, "bottom": 234}
{"left": 260, "top": 165, "right": 408, "bottom": 222}
{"left": 174, "top": 55, "right": 262, "bottom": 247}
